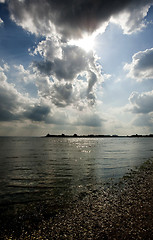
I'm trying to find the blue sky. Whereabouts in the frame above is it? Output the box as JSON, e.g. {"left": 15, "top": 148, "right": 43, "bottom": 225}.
{"left": 0, "top": 0, "right": 153, "bottom": 136}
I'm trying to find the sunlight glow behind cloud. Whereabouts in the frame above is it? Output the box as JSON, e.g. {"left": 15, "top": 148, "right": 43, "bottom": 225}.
{"left": 68, "top": 34, "right": 95, "bottom": 53}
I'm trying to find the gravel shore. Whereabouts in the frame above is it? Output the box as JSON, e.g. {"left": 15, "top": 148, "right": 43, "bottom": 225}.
{"left": 1, "top": 159, "right": 153, "bottom": 240}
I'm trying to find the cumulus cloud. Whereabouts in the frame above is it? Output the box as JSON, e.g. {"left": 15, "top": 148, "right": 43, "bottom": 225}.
{"left": 124, "top": 48, "right": 153, "bottom": 81}
{"left": 33, "top": 44, "right": 95, "bottom": 80}
{"left": 8, "top": 0, "right": 152, "bottom": 113}
{"left": 32, "top": 36, "right": 62, "bottom": 61}
{"left": 32, "top": 41, "right": 102, "bottom": 108}
{"left": 8, "top": 0, "right": 153, "bottom": 39}
{"left": 128, "top": 91, "right": 153, "bottom": 114}
{"left": 110, "top": 2, "right": 151, "bottom": 34}
{"left": 14, "top": 64, "right": 35, "bottom": 83}
{"left": 3, "top": 0, "right": 153, "bottom": 133}
{"left": 0, "top": 65, "right": 53, "bottom": 123}
{"left": 7, "top": 0, "right": 153, "bottom": 116}
{"left": 51, "top": 82, "right": 73, "bottom": 107}
{"left": 0, "top": 65, "right": 103, "bottom": 127}
{"left": 0, "top": 67, "right": 29, "bottom": 121}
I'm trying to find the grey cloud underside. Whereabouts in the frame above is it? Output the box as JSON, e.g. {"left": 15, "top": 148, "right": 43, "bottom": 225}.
{"left": 51, "top": 82, "right": 73, "bottom": 107}
{"left": 0, "top": 68, "right": 100, "bottom": 126}
{"left": 23, "top": 105, "right": 51, "bottom": 122}
{"left": 34, "top": 46, "right": 89, "bottom": 81}
{"left": 133, "top": 114, "right": 153, "bottom": 127}
{"left": 75, "top": 114, "right": 103, "bottom": 127}
{"left": 0, "top": 82, "right": 51, "bottom": 123}
{"left": 137, "top": 50, "right": 153, "bottom": 70}
{"left": 129, "top": 91, "right": 153, "bottom": 114}
{"left": 9, "top": 0, "right": 153, "bottom": 38}
{"left": 126, "top": 48, "right": 153, "bottom": 80}
{"left": 0, "top": 81, "right": 21, "bottom": 121}
{"left": 0, "top": 69, "right": 51, "bottom": 122}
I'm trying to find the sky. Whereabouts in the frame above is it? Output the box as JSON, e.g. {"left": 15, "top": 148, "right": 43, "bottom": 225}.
{"left": 0, "top": 0, "right": 153, "bottom": 136}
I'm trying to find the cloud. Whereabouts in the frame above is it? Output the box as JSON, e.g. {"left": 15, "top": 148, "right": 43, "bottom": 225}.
{"left": 45, "top": 111, "right": 70, "bottom": 125}
{"left": 110, "top": 2, "right": 151, "bottom": 34}
{"left": 7, "top": 0, "right": 152, "bottom": 113}
{"left": 34, "top": 44, "right": 93, "bottom": 80}
{"left": 23, "top": 104, "right": 51, "bottom": 122}
{"left": 7, "top": 0, "right": 153, "bottom": 117}
{"left": 124, "top": 48, "right": 153, "bottom": 81}
{"left": 14, "top": 64, "right": 35, "bottom": 83}
{"left": 0, "top": 64, "right": 52, "bottom": 123}
{"left": 0, "top": 66, "right": 69, "bottom": 124}
{"left": 0, "top": 67, "right": 28, "bottom": 121}
{"left": 3, "top": 0, "right": 153, "bottom": 134}
{"left": 51, "top": 82, "right": 73, "bottom": 107}
{"left": 32, "top": 36, "right": 62, "bottom": 61}
{"left": 132, "top": 114, "right": 153, "bottom": 127}
{"left": 0, "top": 18, "right": 3, "bottom": 25}
{"left": 32, "top": 42, "right": 102, "bottom": 108}
{"left": 8, "top": 0, "right": 153, "bottom": 39}
{"left": 74, "top": 112, "right": 103, "bottom": 127}
{"left": 128, "top": 91, "right": 153, "bottom": 114}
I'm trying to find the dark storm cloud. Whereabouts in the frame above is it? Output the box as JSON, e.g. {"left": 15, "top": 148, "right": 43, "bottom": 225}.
{"left": 8, "top": 0, "right": 153, "bottom": 38}
{"left": 125, "top": 48, "right": 153, "bottom": 80}
{"left": 129, "top": 91, "right": 153, "bottom": 114}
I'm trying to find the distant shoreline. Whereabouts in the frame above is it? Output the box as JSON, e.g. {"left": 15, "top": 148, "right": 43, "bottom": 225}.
{"left": 45, "top": 133, "right": 153, "bottom": 138}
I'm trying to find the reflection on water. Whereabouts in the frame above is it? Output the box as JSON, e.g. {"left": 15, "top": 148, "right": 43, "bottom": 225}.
{"left": 0, "top": 137, "right": 153, "bottom": 206}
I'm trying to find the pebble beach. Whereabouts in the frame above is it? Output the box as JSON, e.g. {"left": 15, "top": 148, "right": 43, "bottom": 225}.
{"left": 1, "top": 159, "right": 153, "bottom": 240}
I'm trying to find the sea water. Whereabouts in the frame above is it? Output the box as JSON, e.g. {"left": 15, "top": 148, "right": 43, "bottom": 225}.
{"left": 0, "top": 137, "right": 153, "bottom": 206}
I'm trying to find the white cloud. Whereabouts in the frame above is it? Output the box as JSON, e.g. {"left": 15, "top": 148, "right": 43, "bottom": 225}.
{"left": 14, "top": 64, "right": 36, "bottom": 83}
{"left": 124, "top": 48, "right": 153, "bottom": 81}
{"left": 128, "top": 90, "right": 153, "bottom": 114}
{"left": 111, "top": 3, "right": 151, "bottom": 34}
{"left": 32, "top": 36, "right": 62, "bottom": 61}
{"left": 33, "top": 42, "right": 103, "bottom": 108}
{"left": 0, "top": 64, "right": 53, "bottom": 123}
{"left": 0, "top": 68, "right": 7, "bottom": 82}
{"left": 0, "top": 66, "right": 31, "bottom": 121}
{"left": 0, "top": 18, "right": 3, "bottom": 25}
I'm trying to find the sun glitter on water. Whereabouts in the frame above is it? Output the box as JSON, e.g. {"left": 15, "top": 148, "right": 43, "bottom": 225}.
{"left": 69, "top": 34, "right": 95, "bottom": 52}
